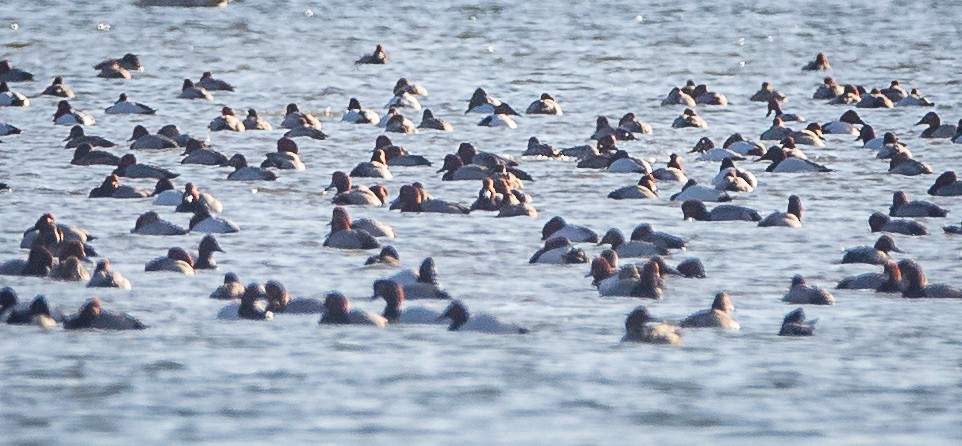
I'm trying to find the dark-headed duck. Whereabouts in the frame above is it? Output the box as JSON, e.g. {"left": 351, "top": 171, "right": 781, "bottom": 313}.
{"left": 323, "top": 207, "right": 379, "bottom": 250}
{"left": 621, "top": 306, "right": 682, "bottom": 344}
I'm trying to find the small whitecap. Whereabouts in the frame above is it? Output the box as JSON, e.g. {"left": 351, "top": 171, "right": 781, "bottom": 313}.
{"left": 738, "top": 60, "right": 746, "bottom": 67}
{"left": 10, "top": 23, "right": 18, "bottom": 31}
{"left": 487, "top": 45, "right": 494, "bottom": 53}
{"left": 767, "top": 36, "right": 774, "bottom": 42}
{"left": 251, "top": 188, "right": 259, "bottom": 194}
{"left": 305, "top": 9, "right": 314, "bottom": 17}
{"left": 737, "top": 37, "right": 745, "bottom": 46}
{"left": 634, "top": 15, "right": 644, "bottom": 22}
{"left": 97, "top": 23, "right": 111, "bottom": 31}
{"left": 469, "top": 16, "right": 477, "bottom": 21}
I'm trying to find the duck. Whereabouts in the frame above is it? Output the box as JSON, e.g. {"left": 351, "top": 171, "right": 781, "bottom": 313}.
{"left": 869, "top": 212, "right": 927, "bottom": 236}
{"left": 840, "top": 234, "right": 902, "bottom": 265}
{"left": 208, "top": 106, "right": 245, "bottom": 131}
{"left": 522, "top": 137, "right": 562, "bottom": 158}
{"left": 383, "top": 257, "right": 450, "bottom": 300}
{"left": 455, "top": 141, "right": 522, "bottom": 171}
{"left": 260, "top": 137, "right": 305, "bottom": 171}
{"left": 151, "top": 179, "right": 183, "bottom": 205}
{"left": 606, "top": 150, "right": 652, "bottom": 174}
{"left": 899, "top": 260, "right": 962, "bottom": 299}
{"left": 760, "top": 117, "right": 793, "bottom": 141}
{"left": 722, "top": 134, "right": 764, "bottom": 157}
{"left": 802, "top": 52, "right": 830, "bottom": 71}
{"left": 417, "top": 109, "right": 453, "bottom": 131}
{"left": 712, "top": 158, "right": 756, "bottom": 192}
{"left": 928, "top": 171, "right": 962, "bottom": 196}
{"left": 242, "top": 109, "right": 272, "bottom": 130}
{"left": 529, "top": 237, "right": 588, "bottom": 264}
{"left": 915, "top": 112, "right": 957, "bottom": 138}
{"left": 113, "top": 154, "right": 179, "bottom": 179}
{"left": 822, "top": 110, "right": 864, "bottom": 135}
{"left": 352, "top": 216, "right": 395, "bottom": 238}
{"left": 691, "top": 84, "right": 728, "bottom": 105}
{"left": 385, "top": 91, "right": 422, "bottom": 111}
{"left": 87, "top": 259, "right": 132, "bottom": 289}
{"left": 341, "top": 98, "right": 380, "bottom": 124}
{"left": 608, "top": 174, "right": 658, "bottom": 200}
{"left": 778, "top": 308, "right": 815, "bottom": 336}
{"left": 439, "top": 300, "right": 528, "bottom": 334}
{"left": 95, "top": 62, "right": 130, "bottom": 79}
{"left": 813, "top": 77, "right": 843, "bottom": 99}
{"left": 782, "top": 275, "right": 835, "bottom": 305}
{"left": 759, "top": 144, "right": 831, "bottom": 173}
{"left": 750, "top": 82, "right": 786, "bottom": 103}
{"left": 896, "top": 89, "right": 935, "bottom": 107}
{"left": 0, "top": 60, "right": 33, "bottom": 82}
{"left": 541, "top": 216, "right": 598, "bottom": 242}
{"left": 955, "top": 123, "right": 962, "bottom": 144}
{"left": 874, "top": 133, "right": 911, "bottom": 159}
{"left": 281, "top": 103, "right": 322, "bottom": 129}
{"left": 263, "top": 280, "right": 324, "bottom": 314}
{"left": 681, "top": 200, "right": 761, "bottom": 222}
{"left": 759, "top": 195, "right": 803, "bottom": 228}
{"left": 196, "top": 71, "right": 234, "bottom": 91}
{"left": 104, "top": 93, "right": 155, "bottom": 114}
{"left": 888, "top": 154, "right": 932, "bottom": 176}
{"left": 323, "top": 207, "right": 379, "bottom": 250}
{"left": 210, "top": 272, "right": 243, "bottom": 299}
{"left": 856, "top": 88, "right": 895, "bottom": 108}
{"left": 39, "top": 76, "right": 74, "bottom": 99}
{"left": 671, "top": 108, "right": 707, "bottom": 128}
{"left": 63, "top": 125, "right": 114, "bottom": 148}
{"left": 62, "top": 298, "right": 146, "bottom": 330}
{"left": 0, "top": 245, "right": 54, "bottom": 277}
{"left": 854, "top": 124, "right": 884, "bottom": 149}
{"left": 661, "top": 87, "right": 696, "bottom": 106}
{"left": 131, "top": 211, "right": 187, "bottom": 235}
{"left": 465, "top": 87, "right": 518, "bottom": 114}
{"left": 624, "top": 260, "right": 665, "bottom": 299}
{"left": 188, "top": 210, "right": 239, "bottom": 234}
{"left": 94, "top": 53, "right": 142, "bottom": 72}
{"left": 393, "top": 184, "right": 470, "bottom": 214}
{"left": 837, "top": 260, "right": 902, "bottom": 292}
{"left": 355, "top": 44, "right": 388, "bottom": 65}
{"left": 157, "top": 124, "right": 204, "bottom": 148}
{"left": 829, "top": 84, "right": 862, "bottom": 105}
{"left": 600, "top": 228, "right": 668, "bottom": 258}
{"left": 284, "top": 116, "right": 328, "bottom": 140}
{"left": 373, "top": 280, "right": 444, "bottom": 324}
{"left": 879, "top": 80, "right": 908, "bottom": 102}
{"left": 20, "top": 213, "right": 96, "bottom": 252}
{"left": 680, "top": 293, "right": 740, "bottom": 329}
{"left": 88, "top": 174, "right": 151, "bottom": 198}
{"left": 618, "top": 112, "right": 652, "bottom": 134}
{"left": 764, "top": 97, "right": 803, "bottom": 122}
{"left": 129, "top": 125, "right": 179, "bottom": 150}
{"left": 145, "top": 247, "right": 195, "bottom": 274}
{"left": 366, "top": 246, "right": 400, "bottom": 266}
{"left": 178, "top": 79, "right": 212, "bottom": 100}
{"left": 71, "top": 143, "right": 120, "bottom": 166}
{"left": 225, "top": 154, "right": 277, "bottom": 181}
{"left": 478, "top": 104, "right": 519, "bottom": 129}
{"left": 173, "top": 181, "right": 220, "bottom": 213}
{"left": 180, "top": 139, "right": 228, "bottom": 165}
{"left": 53, "top": 100, "right": 95, "bottom": 126}
{"left": 629, "top": 223, "right": 686, "bottom": 251}
{"left": 349, "top": 149, "right": 393, "bottom": 179}
{"left": 621, "top": 306, "right": 682, "bottom": 344}
{"left": 319, "top": 293, "right": 386, "bottom": 326}
{"left": 436, "top": 154, "right": 491, "bottom": 181}
{"left": 231, "top": 284, "right": 272, "bottom": 321}
{"left": 325, "top": 171, "right": 386, "bottom": 206}
{"left": 790, "top": 123, "right": 825, "bottom": 147}
{"left": 48, "top": 255, "right": 91, "bottom": 282}
{"left": 588, "top": 256, "right": 633, "bottom": 295}
{"left": 0, "top": 82, "right": 28, "bottom": 107}
{"left": 393, "top": 78, "right": 428, "bottom": 97}
{"left": 689, "top": 137, "right": 744, "bottom": 161}
{"left": 3, "top": 294, "right": 59, "bottom": 327}
{"left": 670, "top": 179, "right": 731, "bottom": 202}
{"left": 526, "top": 93, "right": 563, "bottom": 115}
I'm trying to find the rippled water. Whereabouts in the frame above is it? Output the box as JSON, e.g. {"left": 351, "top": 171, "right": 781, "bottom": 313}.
{"left": 2, "top": 0, "right": 962, "bottom": 443}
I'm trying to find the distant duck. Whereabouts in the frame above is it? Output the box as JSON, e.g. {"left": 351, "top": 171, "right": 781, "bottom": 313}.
{"left": 712, "top": 158, "right": 756, "bottom": 192}
{"left": 393, "top": 78, "right": 428, "bottom": 96}
{"left": 260, "top": 137, "right": 305, "bottom": 171}
{"left": 766, "top": 98, "right": 804, "bottom": 122}
{"left": 114, "top": 153, "right": 179, "bottom": 179}
{"left": 813, "top": 77, "right": 843, "bottom": 99}
{"left": 899, "top": 259, "right": 962, "bottom": 299}
{"left": 323, "top": 207, "right": 379, "bottom": 250}
{"left": 418, "top": 109, "right": 453, "bottom": 131}
{"left": 62, "top": 298, "right": 146, "bottom": 330}
{"left": 384, "top": 257, "right": 450, "bottom": 300}
{"left": 691, "top": 84, "right": 728, "bottom": 105}
{"left": 71, "top": 143, "right": 120, "bottom": 166}
{"left": 392, "top": 184, "right": 470, "bottom": 214}
{"left": 661, "top": 87, "right": 696, "bottom": 106}
{"left": 373, "top": 280, "right": 444, "bottom": 324}
{"left": 523, "top": 136, "right": 562, "bottom": 158}
{"left": 53, "top": 100, "right": 95, "bottom": 126}
{"left": 591, "top": 116, "right": 635, "bottom": 141}
{"left": 778, "top": 308, "right": 815, "bottom": 336}
{"left": 242, "top": 109, "right": 272, "bottom": 130}
{"left": 802, "top": 52, "right": 830, "bottom": 71}
{"left": 0, "top": 60, "right": 34, "bottom": 82}
{"left": 896, "top": 89, "right": 935, "bottom": 107}
{"left": 0, "top": 82, "right": 29, "bottom": 107}
{"left": 188, "top": 210, "right": 239, "bottom": 234}
{"left": 233, "top": 284, "right": 272, "bottom": 321}
{"left": 179, "top": 79, "right": 212, "bottom": 100}
{"left": 680, "top": 292, "right": 740, "bottom": 329}
{"left": 750, "top": 82, "right": 786, "bottom": 103}
{"left": 281, "top": 103, "right": 322, "bottom": 129}
{"left": 868, "top": 212, "right": 927, "bottom": 236}
{"left": 529, "top": 237, "right": 588, "bottom": 264}
{"left": 88, "top": 174, "right": 151, "bottom": 198}
{"left": 210, "top": 272, "right": 243, "bottom": 299}
{"left": 822, "top": 110, "right": 864, "bottom": 135}
{"left": 828, "top": 84, "right": 862, "bottom": 105}
{"left": 759, "top": 142, "right": 831, "bottom": 173}
{"left": 104, "top": 93, "right": 156, "bottom": 114}
{"left": 758, "top": 195, "right": 803, "bottom": 228}
{"left": 837, "top": 260, "right": 902, "bottom": 292}
{"left": 326, "top": 171, "right": 387, "bottom": 206}
{"left": 760, "top": 117, "right": 793, "bottom": 141}
{"left": 599, "top": 228, "right": 668, "bottom": 258}
{"left": 879, "top": 80, "right": 907, "bottom": 102}
{"left": 181, "top": 139, "right": 228, "bottom": 165}
{"left": 916, "top": 112, "right": 957, "bottom": 138}
{"left": 465, "top": 87, "right": 518, "bottom": 114}
{"left": 606, "top": 150, "right": 652, "bottom": 174}
{"left": 671, "top": 108, "right": 707, "bottom": 128}
{"left": 928, "top": 171, "right": 962, "bottom": 196}
{"left": 64, "top": 125, "right": 114, "bottom": 148}
{"left": 439, "top": 300, "right": 529, "bottom": 334}
{"left": 355, "top": 44, "right": 388, "bottom": 65}
{"left": 342, "top": 98, "right": 380, "bottom": 124}
{"left": 681, "top": 200, "right": 761, "bottom": 222}
{"left": 157, "top": 124, "right": 204, "bottom": 147}
{"left": 791, "top": 123, "right": 825, "bottom": 147}
{"left": 618, "top": 112, "right": 653, "bottom": 134}
{"left": 541, "top": 216, "right": 599, "bottom": 243}
{"left": 366, "top": 246, "right": 400, "bottom": 266}
{"left": 94, "top": 53, "right": 142, "bottom": 72}
{"left": 264, "top": 280, "right": 324, "bottom": 314}
{"left": 87, "top": 259, "right": 131, "bottom": 289}
{"left": 319, "top": 293, "right": 386, "bottom": 326}
{"left": 284, "top": 116, "right": 328, "bottom": 140}
{"left": 350, "top": 148, "right": 393, "bottom": 179}
{"left": 621, "top": 306, "right": 682, "bottom": 345}
{"left": 131, "top": 211, "right": 187, "bottom": 236}
{"left": 689, "top": 137, "right": 744, "bottom": 161}
{"left": 629, "top": 223, "right": 686, "bottom": 251}
{"left": 525, "top": 93, "right": 563, "bottom": 115}
{"left": 225, "top": 154, "right": 277, "bottom": 181}
{"left": 650, "top": 154, "right": 687, "bottom": 183}
{"left": 128, "top": 125, "right": 178, "bottom": 150}
{"left": 0, "top": 245, "right": 54, "bottom": 277}
{"left": 196, "top": 71, "right": 234, "bottom": 91}
{"left": 888, "top": 154, "right": 932, "bottom": 176}
{"left": 478, "top": 104, "right": 519, "bottom": 129}
{"left": 208, "top": 106, "right": 245, "bottom": 132}
{"left": 385, "top": 110, "right": 419, "bottom": 133}
{"left": 385, "top": 91, "right": 422, "bottom": 111}
{"left": 670, "top": 179, "right": 731, "bottom": 203}
{"left": 856, "top": 88, "right": 894, "bottom": 109}
{"left": 608, "top": 174, "right": 658, "bottom": 200}
{"left": 782, "top": 275, "right": 835, "bottom": 305}
{"left": 840, "top": 234, "right": 902, "bottom": 265}
{"left": 48, "top": 254, "right": 90, "bottom": 282}
{"left": 95, "top": 62, "right": 130, "bottom": 79}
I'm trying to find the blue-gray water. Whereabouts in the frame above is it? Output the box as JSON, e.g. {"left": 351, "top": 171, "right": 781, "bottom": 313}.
{"left": 1, "top": 0, "right": 962, "bottom": 444}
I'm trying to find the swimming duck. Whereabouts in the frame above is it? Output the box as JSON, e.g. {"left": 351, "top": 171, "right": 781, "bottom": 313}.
{"left": 104, "top": 93, "right": 155, "bottom": 114}
{"left": 208, "top": 106, "right": 245, "bottom": 131}
{"left": 284, "top": 116, "right": 328, "bottom": 140}
{"left": 618, "top": 112, "right": 652, "bottom": 134}
{"left": 888, "top": 154, "right": 932, "bottom": 176}
{"left": 385, "top": 91, "right": 422, "bottom": 111}
{"left": 196, "top": 71, "right": 234, "bottom": 91}
{"left": 0, "top": 82, "right": 29, "bottom": 107}
{"left": 179, "top": 79, "right": 212, "bottom": 100}
{"left": 150, "top": 178, "right": 182, "bottom": 205}
{"left": 3, "top": 295, "right": 58, "bottom": 327}
{"left": 856, "top": 88, "right": 894, "bottom": 109}
{"left": 131, "top": 211, "right": 187, "bottom": 235}
{"left": 63, "top": 298, "right": 146, "bottom": 330}
{"left": 393, "top": 78, "right": 428, "bottom": 97}
{"left": 42, "top": 76, "right": 75, "bottom": 97}
{"left": 790, "top": 123, "right": 825, "bottom": 147}
{"left": 263, "top": 280, "right": 324, "bottom": 314}
{"left": 477, "top": 104, "right": 519, "bottom": 129}
{"left": 766, "top": 98, "right": 804, "bottom": 122}
{"left": 854, "top": 124, "right": 884, "bottom": 149}
{"left": 591, "top": 116, "right": 635, "bottom": 141}
{"left": 188, "top": 234, "right": 224, "bottom": 269}
{"left": 629, "top": 223, "right": 686, "bottom": 251}
{"left": 319, "top": 292, "right": 386, "bottom": 326}
{"left": 129, "top": 125, "right": 179, "bottom": 150}
{"left": 349, "top": 149, "right": 393, "bottom": 179}
{"left": 896, "top": 89, "right": 935, "bottom": 107}
{"left": 281, "top": 103, "right": 322, "bottom": 129}
{"left": 522, "top": 137, "right": 562, "bottom": 158}
{"left": 366, "top": 246, "right": 400, "bottom": 266}
{"left": 63, "top": 125, "right": 113, "bottom": 149}
{"left": 465, "top": 87, "right": 518, "bottom": 114}
{"left": 670, "top": 179, "right": 732, "bottom": 202}
{"left": 437, "top": 154, "right": 490, "bottom": 181}
{"left": 439, "top": 300, "right": 528, "bottom": 334}
{"left": 945, "top": 220, "right": 962, "bottom": 234}
{"left": 53, "top": 100, "right": 95, "bottom": 126}
{"left": 0, "top": 245, "right": 55, "bottom": 277}
{"left": 393, "top": 184, "right": 470, "bottom": 214}
{"left": 680, "top": 292, "right": 739, "bottom": 329}
{"left": 326, "top": 171, "right": 386, "bottom": 206}
{"left": 880, "top": 80, "right": 907, "bottom": 102}
{"left": 840, "top": 234, "right": 902, "bottom": 265}
{"left": 95, "top": 61, "right": 130, "bottom": 79}
{"left": 529, "top": 237, "right": 588, "bottom": 264}
{"left": 324, "top": 207, "right": 379, "bottom": 250}
{"left": 783, "top": 275, "right": 835, "bottom": 305}
{"left": 916, "top": 112, "right": 957, "bottom": 138}
{"left": 802, "top": 52, "right": 830, "bottom": 71}
{"left": 414, "top": 108, "right": 452, "bottom": 131}
{"left": 760, "top": 117, "right": 794, "bottom": 141}
{"left": 625, "top": 260, "right": 665, "bottom": 299}
{"left": 750, "top": 82, "right": 786, "bottom": 103}
{"left": 355, "top": 44, "right": 388, "bottom": 65}
{"left": 0, "top": 60, "right": 34, "bottom": 82}
{"left": 607, "top": 174, "right": 658, "bottom": 200}
{"left": 837, "top": 260, "right": 902, "bottom": 292}
{"left": 71, "top": 143, "right": 120, "bottom": 166}
{"left": 778, "top": 308, "right": 815, "bottom": 336}
{"left": 649, "top": 154, "right": 687, "bottom": 183}
{"left": 456, "top": 141, "right": 521, "bottom": 171}
{"left": 242, "top": 109, "right": 272, "bottom": 130}
{"left": 606, "top": 150, "right": 652, "bottom": 174}
{"left": 157, "top": 124, "right": 205, "bottom": 148}
{"left": 600, "top": 228, "right": 668, "bottom": 258}
{"left": 181, "top": 139, "right": 228, "bottom": 165}
{"left": 759, "top": 143, "right": 831, "bottom": 173}
{"left": 822, "top": 110, "right": 865, "bottom": 135}
{"left": 541, "top": 216, "right": 598, "bottom": 242}
{"left": 95, "top": 53, "right": 142, "bottom": 72}
{"left": 723, "top": 133, "right": 769, "bottom": 156}
{"left": 145, "top": 247, "right": 195, "bottom": 274}
{"left": 232, "top": 284, "right": 273, "bottom": 321}
{"left": 899, "top": 260, "right": 962, "bottom": 299}
{"left": 869, "top": 212, "right": 927, "bottom": 236}
{"left": 87, "top": 259, "right": 132, "bottom": 289}
{"left": 689, "top": 137, "right": 744, "bottom": 161}
{"left": 759, "top": 195, "right": 803, "bottom": 228}
{"left": 526, "top": 93, "right": 563, "bottom": 115}
{"left": 225, "top": 154, "right": 277, "bottom": 181}
{"left": 813, "top": 77, "right": 843, "bottom": 99}
{"left": 48, "top": 254, "right": 91, "bottom": 282}
{"left": 88, "top": 174, "right": 151, "bottom": 198}
{"left": 260, "top": 137, "right": 305, "bottom": 171}
{"left": 712, "top": 158, "right": 756, "bottom": 192}
{"left": 829, "top": 85, "right": 862, "bottom": 105}
{"left": 661, "top": 87, "right": 696, "bottom": 106}
{"left": 210, "top": 272, "right": 243, "bottom": 299}
{"left": 21, "top": 213, "right": 96, "bottom": 251}
{"left": 114, "top": 153, "right": 179, "bottom": 179}
{"left": 383, "top": 257, "right": 450, "bottom": 300}
{"left": 589, "top": 257, "right": 641, "bottom": 297}
{"left": 928, "top": 171, "right": 962, "bottom": 196}
{"left": 691, "top": 84, "right": 728, "bottom": 105}
{"left": 671, "top": 108, "right": 707, "bottom": 128}
{"left": 371, "top": 280, "right": 444, "bottom": 324}
{"left": 621, "top": 306, "right": 682, "bottom": 344}
{"left": 681, "top": 200, "right": 761, "bottom": 222}
{"left": 385, "top": 111, "right": 419, "bottom": 133}
{"left": 352, "top": 215, "right": 395, "bottom": 238}
{"left": 189, "top": 210, "right": 239, "bottom": 234}
{"left": 342, "top": 98, "right": 380, "bottom": 124}
{"left": 875, "top": 134, "right": 912, "bottom": 160}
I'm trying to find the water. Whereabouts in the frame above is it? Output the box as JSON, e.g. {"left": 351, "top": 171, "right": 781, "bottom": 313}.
{"left": 1, "top": 0, "right": 962, "bottom": 443}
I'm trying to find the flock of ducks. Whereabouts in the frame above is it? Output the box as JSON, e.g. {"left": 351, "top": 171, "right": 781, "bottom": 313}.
{"left": 2, "top": 46, "right": 962, "bottom": 343}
